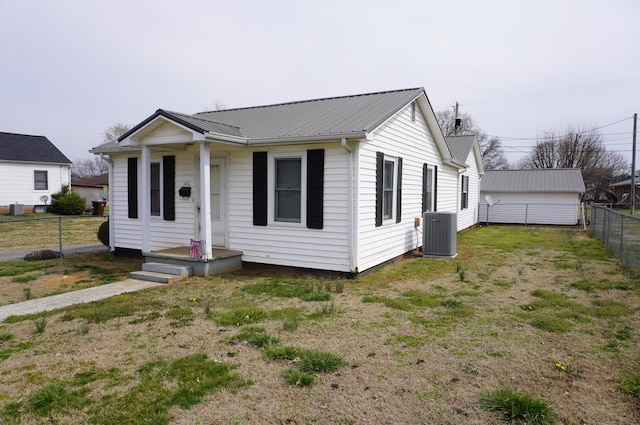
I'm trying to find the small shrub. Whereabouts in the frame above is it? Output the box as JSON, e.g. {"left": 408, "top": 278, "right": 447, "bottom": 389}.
{"left": 97, "top": 221, "right": 109, "bottom": 246}
{"left": 480, "top": 387, "right": 555, "bottom": 425}
{"left": 49, "top": 185, "right": 86, "bottom": 215}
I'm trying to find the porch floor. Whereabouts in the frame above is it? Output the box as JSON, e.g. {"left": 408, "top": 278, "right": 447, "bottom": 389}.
{"left": 143, "top": 247, "right": 243, "bottom": 277}
{"left": 148, "top": 247, "right": 243, "bottom": 262}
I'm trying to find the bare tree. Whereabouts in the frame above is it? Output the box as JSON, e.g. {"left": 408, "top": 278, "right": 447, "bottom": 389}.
{"left": 518, "top": 125, "right": 629, "bottom": 195}
{"left": 72, "top": 156, "right": 109, "bottom": 178}
{"left": 102, "top": 123, "right": 131, "bottom": 145}
{"left": 72, "top": 124, "right": 131, "bottom": 178}
{"left": 435, "top": 108, "right": 510, "bottom": 170}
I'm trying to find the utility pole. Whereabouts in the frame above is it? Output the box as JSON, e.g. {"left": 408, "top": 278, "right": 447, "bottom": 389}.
{"left": 632, "top": 113, "right": 637, "bottom": 215}
{"left": 454, "top": 102, "right": 460, "bottom": 135}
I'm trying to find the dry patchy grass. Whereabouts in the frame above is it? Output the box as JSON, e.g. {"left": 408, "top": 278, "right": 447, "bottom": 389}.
{"left": 0, "top": 227, "right": 639, "bottom": 424}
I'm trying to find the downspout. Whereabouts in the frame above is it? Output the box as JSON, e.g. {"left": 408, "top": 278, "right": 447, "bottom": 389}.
{"left": 341, "top": 138, "right": 357, "bottom": 273}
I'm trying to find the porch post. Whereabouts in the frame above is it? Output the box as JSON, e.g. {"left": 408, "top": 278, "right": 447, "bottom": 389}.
{"left": 199, "top": 143, "right": 213, "bottom": 260}
{"left": 141, "top": 145, "right": 151, "bottom": 253}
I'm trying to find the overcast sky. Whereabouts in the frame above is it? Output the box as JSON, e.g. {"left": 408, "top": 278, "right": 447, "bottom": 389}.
{"left": 1, "top": 0, "right": 638, "bottom": 167}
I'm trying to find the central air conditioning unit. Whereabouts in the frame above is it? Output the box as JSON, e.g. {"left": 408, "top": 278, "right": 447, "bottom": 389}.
{"left": 423, "top": 212, "right": 457, "bottom": 258}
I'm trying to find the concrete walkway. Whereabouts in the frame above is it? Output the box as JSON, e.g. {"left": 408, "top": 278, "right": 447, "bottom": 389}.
{"left": 0, "top": 279, "right": 163, "bottom": 322}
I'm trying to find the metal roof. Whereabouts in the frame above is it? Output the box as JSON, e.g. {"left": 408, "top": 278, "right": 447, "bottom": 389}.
{"left": 119, "top": 88, "right": 425, "bottom": 143}
{"left": 481, "top": 169, "right": 586, "bottom": 193}
{"left": 445, "top": 135, "right": 476, "bottom": 164}
{"left": 0, "top": 132, "right": 72, "bottom": 164}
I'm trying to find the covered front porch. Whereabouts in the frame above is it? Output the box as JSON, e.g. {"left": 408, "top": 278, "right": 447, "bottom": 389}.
{"left": 129, "top": 247, "right": 243, "bottom": 282}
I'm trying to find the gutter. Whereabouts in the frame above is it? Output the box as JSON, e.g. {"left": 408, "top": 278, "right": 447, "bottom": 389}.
{"left": 341, "top": 138, "right": 357, "bottom": 273}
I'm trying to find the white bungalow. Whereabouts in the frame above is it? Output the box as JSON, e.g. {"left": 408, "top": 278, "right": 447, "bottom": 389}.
{"left": 91, "top": 88, "right": 471, "bottom": 276}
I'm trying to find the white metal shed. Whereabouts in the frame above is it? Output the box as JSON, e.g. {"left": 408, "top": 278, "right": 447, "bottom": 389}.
{"left": 479, "top": 169, "right": 586, "bottom": 225}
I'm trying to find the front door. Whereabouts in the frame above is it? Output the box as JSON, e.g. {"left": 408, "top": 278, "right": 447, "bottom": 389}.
{"left": 210, "top": 158, "right": 227, "bottom": 248}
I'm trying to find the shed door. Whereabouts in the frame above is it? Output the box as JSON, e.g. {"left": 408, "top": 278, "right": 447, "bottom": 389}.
{"left": 210, "top": 158, "right": 227, "bottom": 248}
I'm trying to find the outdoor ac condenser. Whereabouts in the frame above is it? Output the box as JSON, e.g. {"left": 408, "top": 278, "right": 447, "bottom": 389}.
{"left": 422, "top": 212, "right": 457, "bottom": 258}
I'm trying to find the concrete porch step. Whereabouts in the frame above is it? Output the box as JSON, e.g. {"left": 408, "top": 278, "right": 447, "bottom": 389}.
{"left": 129, "top": 270, "right": 183, "bottom": 284}
{"left": 142, "top": 262, "right": 192, "bottom": 278}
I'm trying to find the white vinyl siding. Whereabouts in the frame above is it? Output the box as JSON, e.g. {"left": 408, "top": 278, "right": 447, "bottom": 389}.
{"left": 0, "top": 162, "right": 70, "bottom": 208}
{"left": 357, "top": 102, "right": 459, "bottom": 272}
{"left": 478, "top": 192, "right": 581, "bottom": 225}
{"left": 457, "top": 149, "right": 481, "bottom": 231}
{"left": 228, "top": 144, "right": 352, "bottom": 272}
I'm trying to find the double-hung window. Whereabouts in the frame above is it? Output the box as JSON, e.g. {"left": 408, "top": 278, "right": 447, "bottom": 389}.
{"left": 461, "top": 175, "right": 469, "bottom": 210}
{"left": 34, "top": 170, "right": 48, "bottom": 190}
{"left": 275, "top": 157, "right": 302, "bottom": 223}
{"left": 375, "top": 152, "right": 402, "bottom": 226}
{"left": 383, "top": 159, "right": 395, "bottom": 220}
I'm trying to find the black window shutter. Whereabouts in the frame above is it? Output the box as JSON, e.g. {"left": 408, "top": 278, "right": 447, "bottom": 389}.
{"left": 396, "top": 157, "right": 403, "bottom": 223}
{"left": 253, "top": 152, "right": 268, "bottom": 226}
{"left": 306, "top": 149, "right": 324, "bottom": 229}
{"left": 375, "top": 152, "right": 384, "bottom": 227}
{"left": 434, "top": 166, "right": 438, "bottom": 212}
{"left": 127, "top": 157, "right": 138, "bottom": 219}
{"left": 163, "top": 156, "right": 175, "bottom": 221}
{"left": 422, "top": 163, "right": 428, "bottom": 213}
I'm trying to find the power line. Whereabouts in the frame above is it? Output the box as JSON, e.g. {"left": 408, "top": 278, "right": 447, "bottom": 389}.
{"left": 458, "top": 77, "right": 640, "bottom": 107}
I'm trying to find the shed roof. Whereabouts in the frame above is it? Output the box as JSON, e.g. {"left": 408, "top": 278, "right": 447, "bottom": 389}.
{"left": 481, "top": 169, "right": 586, "bottom": 193}
{"left": 118, "top": 87, "right": 427, "bottom": 143}
{"left": 0, "top": 132, "right": 72, "bottom": 164}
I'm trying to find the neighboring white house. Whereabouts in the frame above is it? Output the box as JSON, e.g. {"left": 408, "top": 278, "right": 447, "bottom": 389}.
{"left": 445, "top": 135, "right": 484, "bottom": 231}
{"left": 91, "top": 88, "right": 471, "bottom": 274}
{"left": 479, "top": 169, "right": 586, "bottom": 225}
{"left": 0, "top": 132, "right": 72, "bottom": 214}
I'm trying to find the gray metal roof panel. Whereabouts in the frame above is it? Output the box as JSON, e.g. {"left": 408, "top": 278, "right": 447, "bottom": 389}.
{"left": 481, "top": 169, "right": 586, "bottom": 192}
{"left": 193, "top": 88, "right": 424, "bottom": 140}
{"left": 445, "top": 135, "right": 476, "bottom": 163}
{"left": 0, "top": 132, "right": 72, "bottom": 164}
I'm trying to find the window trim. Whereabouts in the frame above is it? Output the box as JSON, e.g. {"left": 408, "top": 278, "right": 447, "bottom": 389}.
{"left": 382, "top": 157, "right": 397, "bottom": 222}
{"left": 423, "top": 165, "right": 435, "bottom": 213}
{"left": 268, "top": 151, "right": 307, "bottom": 226}
{"left": 34, "top": 170, "right": 48, "bottom": 191}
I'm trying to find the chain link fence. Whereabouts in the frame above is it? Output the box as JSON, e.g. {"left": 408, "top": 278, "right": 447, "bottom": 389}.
{"left": 590, "top": 205, "right": 640, "bottom": 274}
{"left": 0, "top": 215, "right": 109, "bottom": 262}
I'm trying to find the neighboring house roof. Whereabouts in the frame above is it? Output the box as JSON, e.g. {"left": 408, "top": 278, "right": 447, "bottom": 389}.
{"left": 610, "top": 174, "right": 640, "bottom": 188}
{"left": 72, "top": 173, "right": 108, "bottom": 187}
{"left": 481, "top": 169, "right": 586, "bottom": 193}
{"left": 0, "top": 132, "right": 72, "bottom": 164}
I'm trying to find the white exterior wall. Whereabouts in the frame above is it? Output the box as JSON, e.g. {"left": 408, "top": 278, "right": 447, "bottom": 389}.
{"left": 227, "top": 143, "right": 352, "bottom": 272}
{"left": 0, "top": 162, "right": 70, "bottom": 207}
{"left": 478, "top": 192, "right": 581, "bottom": 225}
{"left": 111, "top": 155, "right": 142, "bottom": 250}
{"left": 457, "top": 150, "right": 481, "bottom": 231}
{"left": 356, "top": 103, "right": 459, "bottom": 272}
